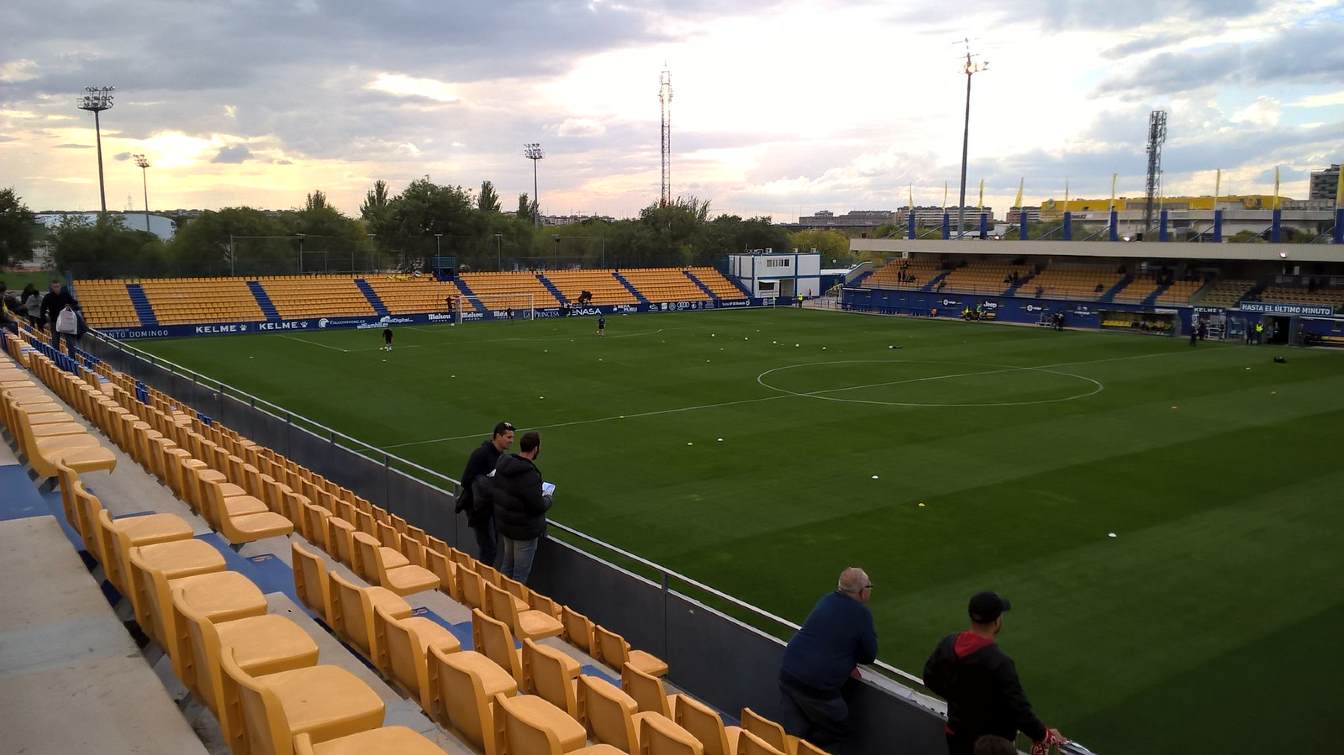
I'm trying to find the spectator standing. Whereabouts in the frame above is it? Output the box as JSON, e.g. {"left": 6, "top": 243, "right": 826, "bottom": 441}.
{"left": 40, "top": 280, "right": 77, "bottom": 342}
{"left": 21, "top": 284, "right": 42, "bottom": 326}
{"left": 492, "top": 431, "right": 552, "bottom": 583}
{"left": 777, "top": 567, "right": 878, "bottom": 746}
{"left": 923, "top": 592, "right": 1062, "bottom": 755}
{"left": 0, "top": 281, "right": 13, "bottom": 334}
{"left": 455, "top": 421, "right": 514, "bottom": 567}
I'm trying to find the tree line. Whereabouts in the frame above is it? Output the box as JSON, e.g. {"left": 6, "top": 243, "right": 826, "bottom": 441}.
{"left": 0, "top": 182, "right": 857, "bottom": 279}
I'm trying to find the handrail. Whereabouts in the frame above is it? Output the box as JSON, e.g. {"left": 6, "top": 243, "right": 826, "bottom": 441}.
{"left": 83, "top": 326, "right": 1095, "bottom": 752}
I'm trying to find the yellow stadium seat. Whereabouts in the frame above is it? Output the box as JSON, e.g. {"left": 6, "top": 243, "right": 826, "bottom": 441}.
{"left": 291, "top": 540, "right": 335, "bottom": 623}
{"left": 372, "top": 602, "right": 460, "bottom": 712}
{"left": 521, "top": 638, "right": 582, "bottom": 718}
{"left": 561, "top": 606, "right": 595, "bottom": 653}
{"left": 293, "top": 726, "right": 449, "bottom": 755}
{"left": 171, "top": 583, "right": 318, "bottom": 717}
{"left": 122, "top": 539, "right": 228, "bottom": 642}
{"left": 594, "top": 624, "right": 668, "bottom": 678}
{"left": 488, "top": 581, "right": 562, "bottom": 641}
{"left": 673, "top": 694, "right": 743, "bottom": 755}
{"left": 622, "top": 663, "right": 676, "bottom": 718}
{"left": 740, "top": 709, "right": 798, "bottom": 755}
{"left": 578, "top": 674, "right": 669, "bottom": 753}
{"left": 429, "top": 647, "right": 518, "bottom": 755}
{"left": 328, "top": 570, "right": 410, "bottom": 661}
{"left": 218, "top": 645, "right": 385, "bottom": 754}
{"left": 472, "top": 607, "right": 526, "bottom": 688}
{"left": 493, "top": 692, "right": 589, "bottom": 754}
{"left": 639, "top": 714, "right": 705, "bottom": 755}
{"left": 737, "top": 731, "right": 787, "bottom": 755}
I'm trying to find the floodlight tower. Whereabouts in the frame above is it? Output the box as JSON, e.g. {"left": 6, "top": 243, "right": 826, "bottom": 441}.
{"left": 524, "top": 142, "right": 544, "bottom": 227}
{"left": 1143, "top": 110, "right": 1168, "bottom": 237}
{"left": 77, "top": 86, "right": 115, "bottom": 213}
{"left": 659, "top": 66, "right": 673, "bottom": 206}
{"left": 956, "top": 40, "right": 987, "bottom": 239}
{"left": 133, "top": 154, "right": 151, "bottom": 231}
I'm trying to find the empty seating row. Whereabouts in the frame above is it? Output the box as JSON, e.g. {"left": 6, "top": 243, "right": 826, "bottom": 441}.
{"left": 936, "top": 262, "right": 1033, "bottom": 295}
{"left": 363, "top": 276, "right": 462, "bottom": 315}
{"left": 1015, "top": 264, "right": 1124, "bottom": 300}
{"left": 619, "top": 269, "right": 709, "bottom": 303}
{"left": 686, "top": 268, "right": 749, "bottom": 301}
{"left": 545, "top": 270, "right": 638, "bottom": 306}
{"left": 73, "top": 279, "right": 141, "bottom": 328}
{"left": 139, "top": 278, "right": 265, "bottom": 324}
{"left": 459, "top": 272, "right": 565, "bottom": 310}
{"left": 259, "top": 276, "right": 375, "bottom": 319}
{"left": 1198, "top": 279, "right": 1255, "bottom": 308}
{"left": 1256, "top": 285, "right": 1344, "bottom": 310}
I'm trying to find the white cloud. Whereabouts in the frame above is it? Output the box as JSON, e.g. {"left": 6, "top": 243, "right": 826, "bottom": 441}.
{"left": 1230, "top": 96, "right": 1281, "bottom": 127}
{"left": 554, "top": 118, "right": 607, "bottom": 137}
{"left": 1293, "top": 91, "right": 1344, "bottom": 108}
{"left": 366, "top": 72, "right": 459, "bottom": 103}
{"left": 395, "top": 142, "right": 422, "bottom": 157}
{"left": 0, "top": 58, "right": 38, "bottom": 82}
{"left": 224, "top": 104, "right": 237, "bottom": 118}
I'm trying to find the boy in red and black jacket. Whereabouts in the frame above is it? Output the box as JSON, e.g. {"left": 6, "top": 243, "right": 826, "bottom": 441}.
{"left": 923, "top": 592, "right": 1062, "bottom": 755}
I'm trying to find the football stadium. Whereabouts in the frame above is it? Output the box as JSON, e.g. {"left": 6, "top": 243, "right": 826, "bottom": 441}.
{"left": 4, "top": 245, "right": 1344, "bottom": 755}
{"left": 4, "top": 3, "right": 1344, "bottom": 754}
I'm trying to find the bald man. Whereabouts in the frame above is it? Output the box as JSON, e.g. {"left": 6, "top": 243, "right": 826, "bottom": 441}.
{"left": 777, "top": 567, "right": 878, "bottom": 745}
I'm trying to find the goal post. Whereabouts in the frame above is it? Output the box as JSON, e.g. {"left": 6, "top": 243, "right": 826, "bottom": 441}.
{"left": 450, "top": 292, "right": 536, "bottom": 323}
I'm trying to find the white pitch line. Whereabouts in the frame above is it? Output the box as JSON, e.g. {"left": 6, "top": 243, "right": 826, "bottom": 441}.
{"left": 381, "top": 345, "right": 1222, "bottom": 450}
{"left": 276, "top": 334, "right": 349, "bottom": 352}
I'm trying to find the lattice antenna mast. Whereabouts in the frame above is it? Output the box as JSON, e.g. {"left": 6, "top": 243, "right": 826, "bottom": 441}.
{"left": 659, "top": 66, "right": 673, "bottom": 206}
{"left": 1143, "top": 110, "right": 1167, "bottom": 236}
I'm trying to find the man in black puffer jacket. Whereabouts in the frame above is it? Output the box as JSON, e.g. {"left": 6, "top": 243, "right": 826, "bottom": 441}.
{"left": 923, "top": 592, "right": 1062, "bottom": 755}
{"left": 456, "top": 421, "right": 514, "bottom": 567}
{"left": 491, "top": 431, "right": 552, "bottom": 583}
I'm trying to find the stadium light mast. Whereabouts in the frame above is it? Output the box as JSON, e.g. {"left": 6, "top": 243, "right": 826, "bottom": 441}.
{"left": 659, "top": 66, "right": 673, "bottom": 206}
{"left": 956, "top": 41, "right": 987, "bottom": 239}
{"left": 133, "top": 153, "right": 151, "bottom": 232}
{"left": 77, "top": 86, "right": 115, "bottom": 213}
{"left": 524, "top": 143, "right": 544, "bottom": 227}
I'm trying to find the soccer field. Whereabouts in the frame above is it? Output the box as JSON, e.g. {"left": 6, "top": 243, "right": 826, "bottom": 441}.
{"left": 133, "top": 308, "right": 1344, "bottom": 754}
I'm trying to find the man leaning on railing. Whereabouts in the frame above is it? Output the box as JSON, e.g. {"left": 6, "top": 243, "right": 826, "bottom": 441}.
{"left": 777, "top": 567, "right": 878, "bottom": 746}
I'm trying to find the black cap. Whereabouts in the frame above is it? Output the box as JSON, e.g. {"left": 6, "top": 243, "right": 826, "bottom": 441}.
{"left": 968, "top": 591, "right": 1011, "bottom": 623}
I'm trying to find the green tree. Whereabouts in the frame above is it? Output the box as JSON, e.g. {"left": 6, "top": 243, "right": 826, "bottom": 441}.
{"left": 0, "top": 187, "right": 37, "bottom": 267}
{"left": 305, "top": 189, "right": 328, "bottom": 211}
{"left": 477, "top": 181, "right": 501, "bottom": 214}
{"left": 516, "top": 193, "right": 533, "bottom": 220}
{"left": 170, "top": 207, "right": 293, "bottom": 276}
{"left": 51, "top": 214, "right": 165, "bottom": 278}
{"left": 789, "top": 229, "right": 854, "bottom": 266}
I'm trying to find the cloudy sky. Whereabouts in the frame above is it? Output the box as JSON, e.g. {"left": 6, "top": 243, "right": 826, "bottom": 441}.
{"left": 1, "top": 0, "right": 1341, "bottom": 220}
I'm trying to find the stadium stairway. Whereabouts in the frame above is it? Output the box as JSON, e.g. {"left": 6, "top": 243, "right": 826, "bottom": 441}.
{"left": 245, "top": 280, "right": 281, "bottom": 321}
{"left": 1143, "top": 281, "right": 1172, "bottom": 307}
{"left": 1099, "top": 274, "right": 1133, "bottom": 303}
{"left": 354, "top": 278, "right": 391, "bottom": 317}
{"left": 1242, "top": 279, "right": 1270, "bottom": 302}
{"left": 612, "top": 270, "right": 651, "bottom": 304}
{"left": 682, "top": 270, "right": 720, "bottom": 303}
{"left": 1005, "top": 270, "right": 1035, "bottom": 296}
{"left": 450, "top": 277, "right": 486, "bottom": 313}
{"left": 126, "top": 282, "right": 160, "bottom": 327}
{"left": 920, "top": 270, "right": 952, "bottom": 293}
{"left": 535, "top": 273, "right": 570, "bottom": 306}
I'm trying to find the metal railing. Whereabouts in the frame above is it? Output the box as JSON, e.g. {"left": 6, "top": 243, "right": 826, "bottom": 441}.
{"left": 81, "top": 326, "right": 1096, "bottom": 755}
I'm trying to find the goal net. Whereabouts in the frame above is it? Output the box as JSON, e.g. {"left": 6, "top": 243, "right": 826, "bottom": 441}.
{"left": 450, "top": 292, "right": 536, "bottom": 323}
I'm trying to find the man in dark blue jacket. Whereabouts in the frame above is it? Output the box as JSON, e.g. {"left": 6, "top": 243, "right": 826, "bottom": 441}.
{"left": 455, "top": 421, "right": 513, "bottom": 567}
{"left": 491, "top": 431, "right": 552, "bottom": 583}
{"left": 922, "top": 592, "right": 1061, "bottom": 755}
{"left": 778, "top": 567, "right": 878, "bottom": 745}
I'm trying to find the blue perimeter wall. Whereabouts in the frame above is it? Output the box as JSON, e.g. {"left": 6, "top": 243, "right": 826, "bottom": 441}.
{"left": 94, "top": 298, "right": 769, "bottom": 340}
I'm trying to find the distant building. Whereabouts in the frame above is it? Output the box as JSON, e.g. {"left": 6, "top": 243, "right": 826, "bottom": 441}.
{"left": 34, "top": 211, "right": 176, "bottom": 241}
{"left": 1040, "top": 195, "right": 1290, "bottom": 216}
{"left": 1006, "top": 206, "right": 1041, "bottom": 224}
{"left": 1309, "top": 164, "right": 1340, "bottom": 202}
{"left": 893, "top": 206, "right": 994, "bottom": 228}
{"left": 795, "top": 210, "right": 897, "bottom": 230}
{"left": 541, "top": 214, "right": 615, "bottom": 226}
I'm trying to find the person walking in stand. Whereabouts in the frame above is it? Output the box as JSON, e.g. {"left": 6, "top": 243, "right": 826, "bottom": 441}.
{"left": 21, "top": 283, "right": 42, "bottom": 327}
{"left": 923, "top": 592, "right": 1065, "bottom": 755}
{"left": 777, "top": 567, "right": 878, "bottom": 746}
{"left": 492, "top": 431, "right": 552, "bottom": 583}
{"left": 39, "top": 280, "right": 77, "bottom": 346}
{"left": 455, "top": 421, "right": 514, "bottom": 567}
{"left": 54, "top": 303, "right": 80, "bottom": 355}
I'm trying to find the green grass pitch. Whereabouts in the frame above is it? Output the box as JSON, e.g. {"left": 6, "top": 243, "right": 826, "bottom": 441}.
{"left": 134, "top": 308, "right": 1344, "bottom": 754}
